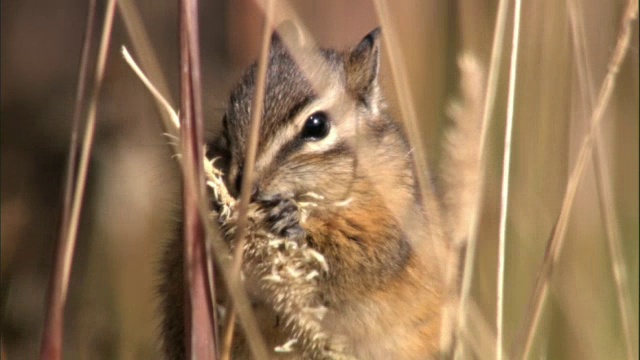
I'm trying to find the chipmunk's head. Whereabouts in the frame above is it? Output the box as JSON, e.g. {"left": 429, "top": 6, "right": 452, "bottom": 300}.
{"left": 215, "top": 24, "right": 415, "bottom": 209}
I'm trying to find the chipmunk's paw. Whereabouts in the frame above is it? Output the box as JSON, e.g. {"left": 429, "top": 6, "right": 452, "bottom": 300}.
{"left": 255, "top": 194, "right": 305, "bottom": 240}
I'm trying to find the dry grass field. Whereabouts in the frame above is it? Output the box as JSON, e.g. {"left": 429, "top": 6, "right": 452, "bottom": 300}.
{"left": 1, "top": 0, "right": 637, "bottom": 359}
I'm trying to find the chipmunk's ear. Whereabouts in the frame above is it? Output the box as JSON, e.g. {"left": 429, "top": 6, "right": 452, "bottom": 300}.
{"left": 346, "top": 27, "right": 381, "bottom": 104}
{"left": 271, "top": 20, "right": 307, "bottom": 52}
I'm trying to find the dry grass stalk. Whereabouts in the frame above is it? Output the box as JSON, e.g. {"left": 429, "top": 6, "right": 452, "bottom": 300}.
{"left": 121, "top": 48, "right": 180, "bottom": 132}
{"left": 512, "top": 0, "right": 639, "bottom": 357}
{"left": 178, "top": 0, "right": 219, "bottom": 357}
{"left": 40, "top": 1, "right": 116, "bottom": 358}
{"left": 455, "top": 0, "right": 510, "bottom": 357}
{"left": 567, "top": 1, "right": 637, "bottom": 358}
{"left": 41, "top": 0, "right": 98, "bottom": 353}
{"left": 439, "top": 54, "right": 485, "bottom": 355}
{"left": 496, "top": 0, "right": 523, "bottom": 358}
{"left": 59, "top": 0, "right": 97, "bottom": 240}
{"left": 230, "top": 0, "right": 274, "bottom": 303}
{"left": 222, "top": 0, "right": 275, "bottom": 357}
{"left": 117, "top": 0, "right": 179, "bottom": 150}
{"left": 220, "top": 310, "right": 237, "bottom": 360}
{"left": 463, "top": 300, "right": 499, "bottom": 359}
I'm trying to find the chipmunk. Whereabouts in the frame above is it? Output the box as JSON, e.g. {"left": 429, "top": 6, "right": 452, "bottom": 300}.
{"left": 160, "top": 23, "right": 483, "bottom": 360}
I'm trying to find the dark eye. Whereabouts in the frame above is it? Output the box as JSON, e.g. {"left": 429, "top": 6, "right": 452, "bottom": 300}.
{"left": 300, "top": 112, "right": 330, "bottom": 141}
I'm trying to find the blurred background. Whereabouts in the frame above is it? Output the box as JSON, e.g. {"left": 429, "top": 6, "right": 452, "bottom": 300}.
{"left": 1, "top": 0, "right": 637, "bottom": 359}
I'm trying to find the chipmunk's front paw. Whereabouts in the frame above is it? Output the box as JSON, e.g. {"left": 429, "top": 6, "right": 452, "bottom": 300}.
{"left": 255, "top": 194, "right": 305, "bottom": 240}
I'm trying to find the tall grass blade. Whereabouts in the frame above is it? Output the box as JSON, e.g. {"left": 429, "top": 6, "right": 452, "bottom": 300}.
{"left": 513, "top": 1, "right": 639, "bottom": 357}
{"left": 40, "top": 0, "right": 116, "bottom": 358}
{"left": 496, "top": 0, "right": 522, "bottom": 358}
{"left": 567, "top": 1, "right": 637, "bottom": 358}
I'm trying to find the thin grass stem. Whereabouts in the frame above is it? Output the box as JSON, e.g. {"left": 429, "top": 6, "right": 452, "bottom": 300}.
{"left": 567, "top": 2, "right": 637, "bottom": 358}
{"left": 40, "top": 0, "right": 97, "bottom": 357}
{"left": 121, "top": 47, "right": 180, "bottom": 130}
{"left": 40, "top": 0, "right": 116, "bottom": 358}
{"left": 220, "top": 0, "right": 275, "bottom": 357}
{"left": 179, "top": 0, "right": 219, "bottom": 356}
{"left": 464, "top": 300, "right": 499, "bottom": 359}
{"left": 219, "top": 309, "right": 237, "bottom": 360}
{"left": 117, "top": 0, "right": 179, "bottom": 150}
{"left": 513, "top": 1, "right": 639, "bottom": 357}
{"left": 455, "top": 0, "right": 510, "bottom": 357}
{"left": 230, "top": 0, "right": 274, "bottom": 289}
{"left": 496, "top": 0, "right": 522, "bottom": 358}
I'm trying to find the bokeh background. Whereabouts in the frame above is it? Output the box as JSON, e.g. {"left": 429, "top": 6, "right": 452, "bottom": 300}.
{"left": 1, "top": 0, "right": 637, "bottom": 359}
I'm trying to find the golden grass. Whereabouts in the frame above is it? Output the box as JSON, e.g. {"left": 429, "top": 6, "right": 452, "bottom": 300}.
{"left": 512, "top": 1, "right": 638, "bottom": 358}
{"left": 496, "top": 0, "right": 523, "bottom": 358}
{"left": 0, "top": 0, "right": 635, "bottom": 359}
{"left": 455, "top": 0, "right": 509, "bottom": 357}
{"left": 568, "top": 0, "right": 636, "bottom": 358}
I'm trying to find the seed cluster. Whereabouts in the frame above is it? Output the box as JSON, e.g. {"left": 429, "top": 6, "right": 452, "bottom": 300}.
{"left": 205, "top": 158, "right": 353, "bottom": 359}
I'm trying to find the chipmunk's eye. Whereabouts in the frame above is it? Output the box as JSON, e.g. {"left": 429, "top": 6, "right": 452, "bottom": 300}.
{"left": 300, "top": 111, "right": 330, "bottom": 141}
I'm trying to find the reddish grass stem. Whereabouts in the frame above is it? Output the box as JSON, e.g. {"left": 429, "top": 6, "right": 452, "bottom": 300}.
{"left": 40, "top": 0, "right": 96, "bottom": 355}
{"left": 40, "top": 1, "right": 115, "bottom": 358}
{"left": 179, "top": 0, "right": 219, "bottom": 357}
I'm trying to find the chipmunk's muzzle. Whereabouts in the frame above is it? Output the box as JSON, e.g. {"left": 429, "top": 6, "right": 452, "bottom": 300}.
{"left": 230, "top": 165, "right": 261, "bottom": 200}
